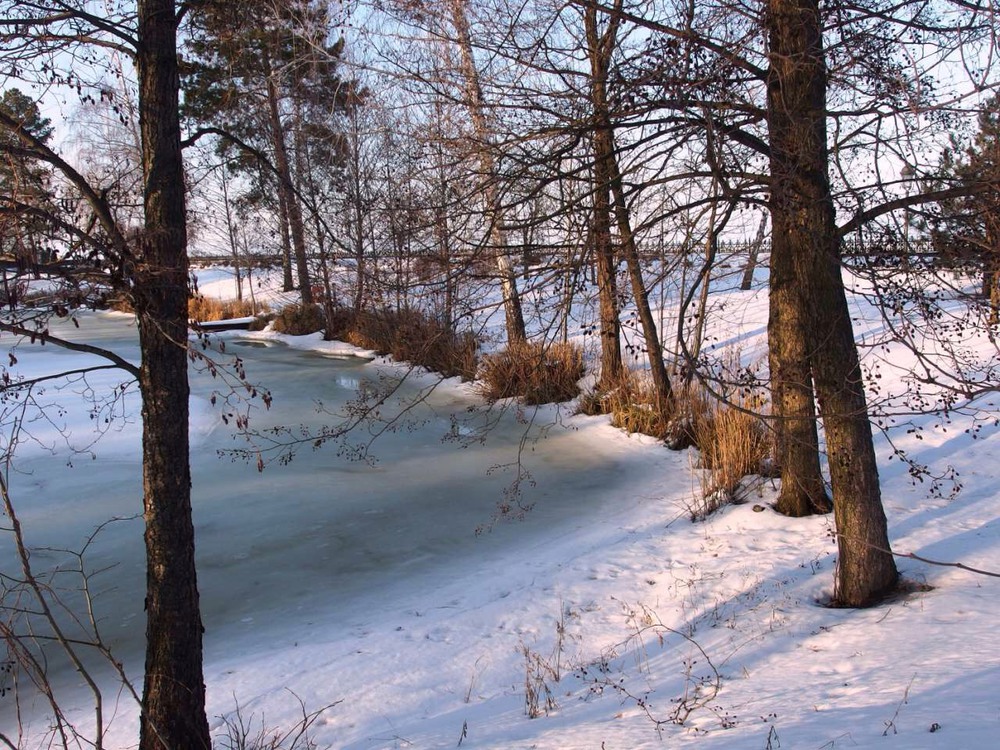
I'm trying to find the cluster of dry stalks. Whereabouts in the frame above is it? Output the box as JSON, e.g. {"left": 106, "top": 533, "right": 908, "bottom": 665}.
{"left": 478, "top": 340, "right": 585, "bottom": 404}
{"left": 188, "top": 295, "right": 267, "bottom": 323}
{"left": 580, "top": 371, "right": 772, "bottom": 518}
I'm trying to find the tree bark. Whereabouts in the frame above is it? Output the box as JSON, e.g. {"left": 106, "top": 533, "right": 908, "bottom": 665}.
{"left": 766, "top": 0, "right": 896, "bottom": 603}
{"left": 264, "top": 54, "right": 312, "bottom": 304}
{"left": 608, "top": 131, "right": 673, "bottom": 407}
{"left": 349, "top": 108, "right": 368, "bottom": 315}
{"left": 768, "top": 258, "right": 831, "bottom": 516}
{"left": 135, "top": 1, "right": 210, "bottom": 747}
{"left": 220, "top": 168, "right": 244, "bottom": 302}
{"left": 447, "top": 0, "right": 526, "bottom": 344}
{"left": 276, "top": 176, "right": 295, "bottom": 292}
{"left": 585, "top": 6, "right": 624, "bottom": 391}
{"left": 584, "top": 0, "right": 672, "bottom": 407}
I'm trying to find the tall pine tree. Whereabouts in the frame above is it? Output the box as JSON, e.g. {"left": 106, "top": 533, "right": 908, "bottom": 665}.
{"left": 184, "top": 0, "right": 350, "bottom": 304}
{"left": 0, "top": 88, "right": 55, "bottom": 270}
{"left": 931, "top": 97, "right": 1000, "bottom": 322}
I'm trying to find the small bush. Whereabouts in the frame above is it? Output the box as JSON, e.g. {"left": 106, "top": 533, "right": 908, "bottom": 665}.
{"left": 188, "top": 295, "right": 267, "bottom": 322}
{"left": 272, "top": 303, "right": 325, "bottom": 335}
{"left": 479, "top": 340, "right": 585, "bottom": 405}
{"left": 662, "top": 383, "right": 713, "bottom": 450}
{"left": 247, "top": 314, "right": 274, "bottom": 332}
{"left": 345, "top": 307, "right": 479, "bottom": 380}
{"left": 108, "top": 294, "right": 134, "bottom": 313}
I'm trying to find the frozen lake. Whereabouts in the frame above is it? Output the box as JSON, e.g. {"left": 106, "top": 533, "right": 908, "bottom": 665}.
{"left": 1, "top": 312, "right": 648, "bottom": 734}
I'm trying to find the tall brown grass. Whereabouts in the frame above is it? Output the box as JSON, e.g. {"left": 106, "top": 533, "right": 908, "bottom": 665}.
{"left": 581, "top": 372, "right": 771, "bottom": 519}
{"left": 345, "top": 307, "right": 479, "bottom": 381}
{"left": 578, "top": 371, "right": 695, "bottom": 441}
{"left": 478, "top": 340, "right": 585, "bottom": 404}
{"left": 188, "top": 295, "right": 267, "bottom": 323}
{"left": 271, "top": 303, "right": 325, "bottom": 335}
{"left": 690, "top": 394, "right": 771, "bottom": 519}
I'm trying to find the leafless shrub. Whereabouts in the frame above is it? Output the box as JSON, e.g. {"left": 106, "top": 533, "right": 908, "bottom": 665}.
{"left": 518, "top": 607, "right": 575, "bottom": 719}
{"left": 520, "top": 644, "right": 558, "bottom": 719}
{"left": 215, "top": 692, "right": 339, "bottom": 750}
{"left": 0, "top": 477, "right": 143, "bottom": 750}
{"left": 576, "top": 600, "right": 725, "bottom": 738}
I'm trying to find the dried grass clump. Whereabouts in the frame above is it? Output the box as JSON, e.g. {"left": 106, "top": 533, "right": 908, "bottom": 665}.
{"left": 108, "top": 294, "right": 134, "bottom": 313}
{"left": 479, "top": 340, "right": 585, "bottom": 405}
{"left": 689, "top": 395, "right": 772, "bottom": 520}
{"left": 579, "top": 371, "right": 687, "bottom": 441}
{"left": 321, "top": 305, "right": 355, "bottom": 342}
{"left": 271, "top": 303, "right": 325, "bottom": 335}
{"left": 582, "top": 369, "right": 771, "bottom": 519}
{"left": 188, "top": 295, "right": 266, "bottom": 322}
{"left": 346, "top": 307, "right": 478, "bottom": 380}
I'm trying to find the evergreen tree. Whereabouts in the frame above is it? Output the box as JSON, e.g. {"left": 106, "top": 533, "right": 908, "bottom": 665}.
{"left": 0, "top": 88, "right": 55, "bottom": 269}
{"left": 931, "top": 97, "right": 1000, "bottom": 322}
{"left": 184, "top": 0, "right": 351, "bottom": 303}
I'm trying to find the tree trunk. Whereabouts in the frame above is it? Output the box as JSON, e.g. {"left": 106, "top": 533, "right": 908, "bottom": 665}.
{"left": 768, "top": 230, "right": 832, "bottom": 516}
{"left": 585, "top": 7, "right": 623, "bottom": 391}
{"left": 584, "top": 0, "right": 671, "bottom": 406}
{"left": 989, "top": 268, "right": 1000, "bottom": 326}
{"left": 608, "top": 134, "right": 673, "bottom": 407}
{"left": 276, "top": 181, "right": 295, "bottom": 292}
{"left": 435, "top": 152, "right": 454, "bottom": 328}
{"left": 264, "top": 56, "right": 312, "bottom": 304}
{"left": 766, "top": 0, "right": 896, "bottom": 604}
{"left": 447, "top": 0, "right": 526, "bottom": 344}
{"left": 686, "top": 193, "right": 719, "bottom": 383}
{"left": 135, "top": 1, "right": 210, "bottom": 747}
{"left": 220, "top": 169, "right": 244, "bottom": 302}
{"left": 740, "top": 213, "right": 767, "bottom": 291}
{"left": 299, "top": 138, "right": 339, "bottom": 337}
{"left": 349, "top": 109, "right": 368, "bottom": 315}
{"left": 985, "top": 222, "right": 1000, "bottom": 325}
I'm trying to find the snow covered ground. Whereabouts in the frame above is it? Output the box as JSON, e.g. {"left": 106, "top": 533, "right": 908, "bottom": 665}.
{"left": 1, "top": 263, "right": 998, "bottom": 749}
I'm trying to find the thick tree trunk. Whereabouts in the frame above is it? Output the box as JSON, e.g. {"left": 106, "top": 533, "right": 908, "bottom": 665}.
{"left": 766, "top": 0, "right": 896, "bottom": 604}
{"left": 447, "top": 0, "right": 526, "bottom": 344}
{"left": 768, "top": 230, "right": 831, "bottom": 516}
{"left": 593, "top": 187, "right": 624, "bottom": 390}
{"left": 585, "top": 7, "right": 624, "bottom": 391}
{"left": 135, "top": 2, "right": 210, "bottom": 747}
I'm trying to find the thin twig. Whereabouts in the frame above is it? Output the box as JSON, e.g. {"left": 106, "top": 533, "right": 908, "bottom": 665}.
{"left": 837, "top": 534, "right": 1000, "bottom": 578}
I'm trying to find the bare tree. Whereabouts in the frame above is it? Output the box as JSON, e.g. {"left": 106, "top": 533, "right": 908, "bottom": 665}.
{"left": 764, "top": 0, "right": 897, "bottom": 602}
{"left": 0, "top": 1, "right": 212, "bottom": 744}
